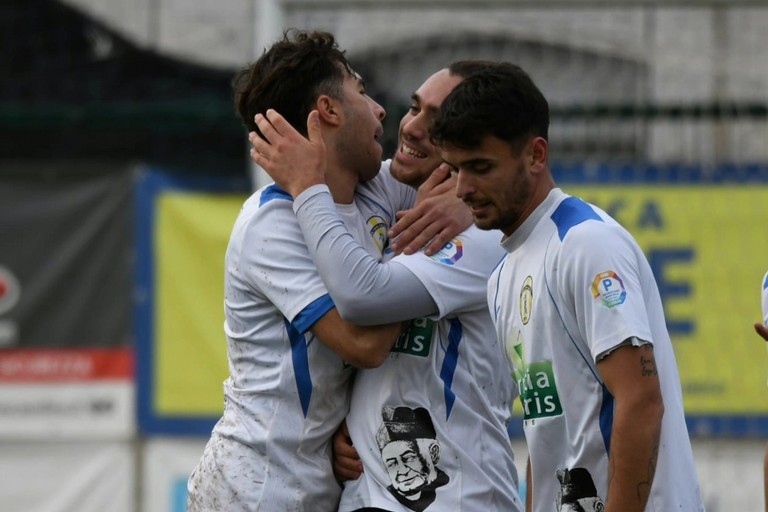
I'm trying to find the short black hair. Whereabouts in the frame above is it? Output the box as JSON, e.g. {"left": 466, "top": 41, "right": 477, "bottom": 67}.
{"left": 431, "top": 62, "right": 549, "bottom": 153}
{"left": 232, "top": 29, "right": 351, "bottom": 137}
{"left": 447, "top": 60, "right": 497, "bottom": 80}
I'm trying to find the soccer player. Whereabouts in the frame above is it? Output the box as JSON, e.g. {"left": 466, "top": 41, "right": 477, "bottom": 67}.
{"left": 757, "top": 271, "right": 768, "bottom": 512}
{"left": 430, "top": 62, "right": 706, "bottom": 511}
{"left": 187, "top": 30, "right": 418, "bottom": 511}
{"left": 756, "top": 271, "right": 768, "bottom": 342}
{"left": 251, "top": 62, "right": 524, "bottom": 511}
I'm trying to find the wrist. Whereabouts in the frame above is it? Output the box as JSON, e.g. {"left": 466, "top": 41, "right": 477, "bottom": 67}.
{"left": 288, "top": 177, "right": 325, "bottom": 198}
{"left": 293, "top": 184, "right": 332, "bottom": 211}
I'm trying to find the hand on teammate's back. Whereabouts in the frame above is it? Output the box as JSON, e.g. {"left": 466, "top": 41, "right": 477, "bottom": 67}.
{"left": 332, "top": 420, "right": 363, "bottom": 482}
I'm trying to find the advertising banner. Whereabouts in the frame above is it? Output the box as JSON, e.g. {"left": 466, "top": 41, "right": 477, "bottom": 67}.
{"left": 135, "top": 165, "right": 768, "bottom": 436}
{"left": 0, "top": 163, "right": 136, "bottom": 439}
{"left": 563, "top": 183, "right": 768, "bottom": 434}
{"left": 0, "top": 441, "right": 135, "bottom": 512}
{"left": 141, "top": 438, "right": 209, "bottom": 512}
{"left": 135, "top": 168, "right": 249, "bottom": 435}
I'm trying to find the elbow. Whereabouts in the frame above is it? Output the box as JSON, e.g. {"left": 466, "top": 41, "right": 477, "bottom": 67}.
{"left": 652, "top": 394, "right": 665, "bottom": 423}
{"left": 350, "top": 345, "right": 389, "bottom": 369}
{"left": 646, "top": 382, "right": 665, "bottom": 415}
{"left": 340, "top": 321, "right": 402, "bottom": 368}
{"left": 639, "top": 389, "right": 665, "bottom": 427}
{"left": 346, "top": 332, "right": 394, "bottom": 369}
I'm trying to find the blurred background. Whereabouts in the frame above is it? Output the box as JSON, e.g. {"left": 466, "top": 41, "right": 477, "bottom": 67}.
{"left": 1, "top": 0, "right": 767, "bottom": 510}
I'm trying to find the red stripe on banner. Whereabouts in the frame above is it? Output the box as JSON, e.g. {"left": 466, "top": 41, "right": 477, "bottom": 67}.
{"left": 0, "top": 347, "right": 134, "bottom": 382}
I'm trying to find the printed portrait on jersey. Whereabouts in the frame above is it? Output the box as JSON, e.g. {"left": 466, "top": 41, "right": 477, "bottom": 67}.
{"left": 376, "top": 406, "right": 449, "bottom": 511}
{"left": 555, "top": 467, "right": 605, "bottom": 512}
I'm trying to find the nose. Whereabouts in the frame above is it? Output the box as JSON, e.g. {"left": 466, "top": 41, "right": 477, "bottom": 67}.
{"left": 402, "top": 112, "right": 426, "bottom": 140}
{"left": 454, "top": 170, "right": 473, "bottom": 199}
{"left": 370, "top": 97, "right": 386, "bottom": 121}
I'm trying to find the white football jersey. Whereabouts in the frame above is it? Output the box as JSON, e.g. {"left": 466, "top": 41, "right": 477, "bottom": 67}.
{"left": 490, "top": 188, "right": 704, "bottom": 512}
{"left": 187, "top": 169, "right": 414, "bottom": 512}
{"left": 339, "top": 225, "right": 523, "bottom": 512}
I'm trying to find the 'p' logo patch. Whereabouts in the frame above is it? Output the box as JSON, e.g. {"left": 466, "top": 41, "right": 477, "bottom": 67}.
{"left": 429, "top": 238, "right": 463, "bottom": 265}
{"left": 591, "top": 270, "right": 626, "bottom": 308}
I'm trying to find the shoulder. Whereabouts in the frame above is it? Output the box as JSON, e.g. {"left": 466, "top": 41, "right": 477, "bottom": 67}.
{"left": 233, "top": 185, "right": 300, "bottom": 242}
{"left": 543, "top": 195, "right": 641, "bottom": 277}
{"left": 458, "top": 225, "right": 504, "bottom": 245}
{"left": 548, "top": 195, "right": 627, "bottom": 245}
{"left": 255, "top": 183, "right": 294, "bottom": 209}
{"left": 399, "top": 226, "right": 504, "bottom": 270}
{"left": 548, "top": 195, "right": 608, "bottom": 240}
{"left": 454, "top": 226, "right": 506, "bottom": 266}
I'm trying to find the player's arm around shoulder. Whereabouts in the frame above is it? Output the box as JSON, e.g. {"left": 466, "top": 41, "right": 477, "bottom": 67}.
{"left": 597, "top": 342, "right": 663, "bottom": 512}
{"left": 311, "top": 309, "right": 406, "bottom": 369}
{"left": 243, "top": 191, "right": 404, "bottom": 369}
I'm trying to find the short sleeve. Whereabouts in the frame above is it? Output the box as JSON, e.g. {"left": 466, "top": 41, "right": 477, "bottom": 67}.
{"left": 555, "top": 221, "right": 654, "bottom": 360}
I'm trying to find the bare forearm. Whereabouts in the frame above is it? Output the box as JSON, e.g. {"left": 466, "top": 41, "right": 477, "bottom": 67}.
{"left": 526, "top": 458, "right": 532, "bottom": 512}
{"left": 604, "top": 402, "right": 663, "bottom": 512}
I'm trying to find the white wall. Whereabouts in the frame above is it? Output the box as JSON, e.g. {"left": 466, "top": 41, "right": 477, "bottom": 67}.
{"left": 59, "top": 1, "right": 768, "bottom": 164}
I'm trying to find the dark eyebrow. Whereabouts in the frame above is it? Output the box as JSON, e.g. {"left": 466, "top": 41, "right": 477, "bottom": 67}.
{"left": 350, "top": 70, "right": 366, "bottom": 90}
{"left": 353, "top": 72, "right": 366, "bottom": 89}
{"left": 410, "top": 92, "right": 439, "bottom": 114}
{"left": 461, "top": 157, "right": 494, "bottom": 167}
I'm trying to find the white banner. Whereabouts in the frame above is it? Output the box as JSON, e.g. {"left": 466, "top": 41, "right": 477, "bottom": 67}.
{"left": 0, "top": 381, "right": 134, "bottom": 440}
{"left": 141, "top": 438, "right": 209, "bottom": 512}
{"left": 0, "top": 441, "right": 135, "bottom": 512}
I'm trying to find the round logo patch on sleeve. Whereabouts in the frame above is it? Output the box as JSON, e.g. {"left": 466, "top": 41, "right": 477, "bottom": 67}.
{"left": 429, "top": 238, "right": 463, "bottom": 265}
{"left": 591, "top": 270, "right": 626, "bottom": 308}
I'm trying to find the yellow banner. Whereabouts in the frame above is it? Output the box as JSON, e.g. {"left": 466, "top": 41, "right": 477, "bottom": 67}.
{"left": 152, "top": 185, "right": 768, "bottom": 418}
{"left": 154, "top": 192, "right": 247, "bottom": 416}
{"left": 566, "top": 185, "right": 768, "bottom": 414}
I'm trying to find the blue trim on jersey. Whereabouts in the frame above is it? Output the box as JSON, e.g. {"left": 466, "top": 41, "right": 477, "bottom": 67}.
{"left": 599, "top": 386, "right": 615, "bottom": 455}
{"left": 356, "top": 190, "right": 395, "bottom": 226}
{"left": 259, "top": 184, "right": 292, "bottom": 206}
{"left": 542, "top": 236, "right": 605, "bottom": 386}
{"left": 550, "top": 196, "right": 603, "bottom": 241}
{"left": 491, "top": 259, "right": 507, "bottom": 323}
{"left": 284, "top": 319, "right": 313, "bottom": 417}
{"left": 285, "top": 295, "right": 334, "bottom": 417}
{"left": 763, "top": 273, "right": 768, "bottom": 290}
{"left": 439, "top": 318, "right": 462, "bottom": 419}
{"left": 293, "top": 294, "right": 335, "bottom": 334}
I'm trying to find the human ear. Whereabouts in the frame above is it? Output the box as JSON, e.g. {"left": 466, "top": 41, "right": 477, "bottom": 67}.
{"left": 315, "top": 95, "right": 342, "bottom": 127}
{"left": 530, "top": 136, "right": 548, "bottom": 169}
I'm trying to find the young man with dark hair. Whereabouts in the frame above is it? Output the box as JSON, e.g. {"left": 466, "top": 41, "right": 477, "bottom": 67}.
{"left": 187, "top": 30, "right": 412, "bottom": 511}
{"left": 431, "top": 62, "right": 705, "bottom": 512}
{"left": 250, "top": 62, "right": 524, "bottom": 511}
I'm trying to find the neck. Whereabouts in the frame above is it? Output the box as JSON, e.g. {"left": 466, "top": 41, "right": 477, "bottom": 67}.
{"left": 502, "top": 176, "right": 557, "bottom": 238}
{"left": 324, "top": 154, "right": 359, "bottom": 204}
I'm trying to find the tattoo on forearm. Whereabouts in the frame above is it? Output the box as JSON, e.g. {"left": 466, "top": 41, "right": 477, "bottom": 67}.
{"left": 636, "top": 441, "right": 659, "bottom": 501}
